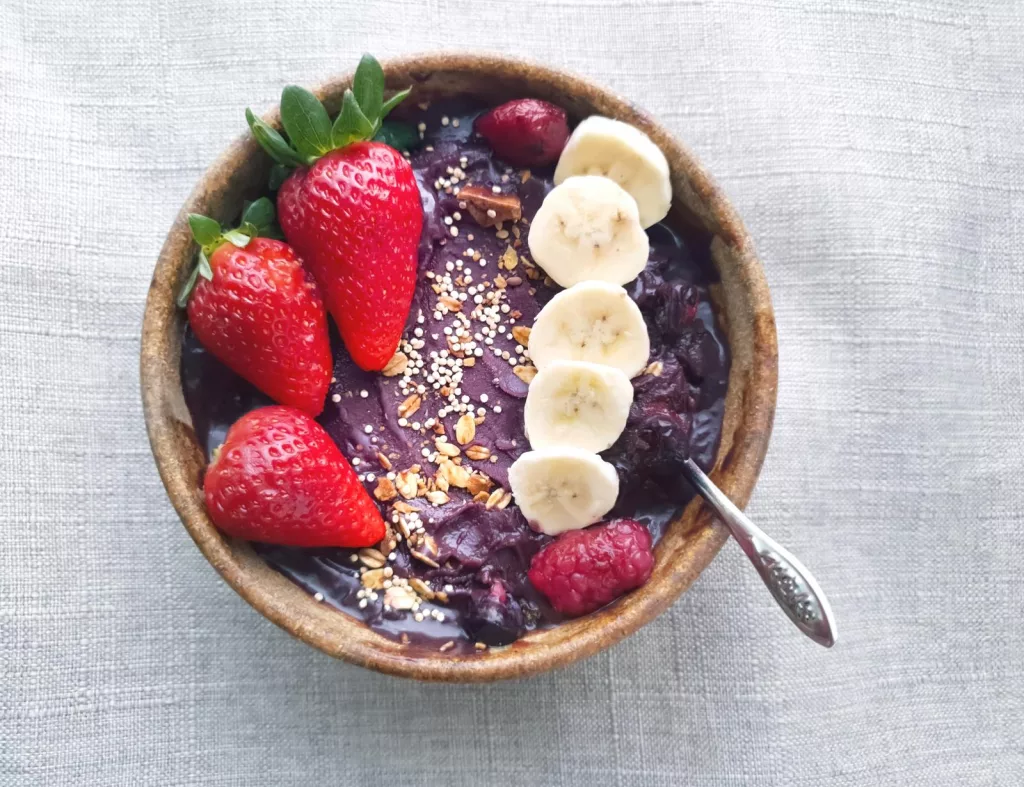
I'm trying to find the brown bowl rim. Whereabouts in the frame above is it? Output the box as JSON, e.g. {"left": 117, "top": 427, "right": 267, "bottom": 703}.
{"left": 141, "top": 52, "right": 778, "bottom": 682}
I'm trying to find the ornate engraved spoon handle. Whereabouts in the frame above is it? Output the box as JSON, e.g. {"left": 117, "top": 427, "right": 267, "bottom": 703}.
{"left": 683, "top": 458, "right": 837, "bottom": 648}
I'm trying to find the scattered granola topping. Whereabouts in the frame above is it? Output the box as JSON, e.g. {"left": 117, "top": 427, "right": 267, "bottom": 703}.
{"left": 513, "top": 364, "right": 537, "bottom": 384}
{"left": 455, "top": 413, "right": 476, "bottom": 444}
{"left": 459, "top": 184, "right": 523, "bottom": 227}
{"left": 382, "top": 351, "right": 408, "bottom": 376}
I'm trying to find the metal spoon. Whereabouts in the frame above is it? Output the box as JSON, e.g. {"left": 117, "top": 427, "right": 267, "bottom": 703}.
{"left": 682, "top": 458, "right": 837, "bottom": 647}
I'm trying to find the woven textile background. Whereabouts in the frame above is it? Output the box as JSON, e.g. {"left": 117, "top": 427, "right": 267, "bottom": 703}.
{"left": 2, "top": 0, "right": 1022, "bottom": 784}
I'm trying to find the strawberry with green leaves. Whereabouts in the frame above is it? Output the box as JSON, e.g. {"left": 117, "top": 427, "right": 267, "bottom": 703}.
{"left": 179, "top": 198, "right": 332, "bottom": 416}
{"left": 246, "top": 54, "right": 423, "bottom": 372}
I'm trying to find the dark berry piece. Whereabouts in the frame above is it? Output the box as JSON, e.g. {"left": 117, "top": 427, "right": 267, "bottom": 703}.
{"left": 463, "top": 582, "right": 525, "bottom": 646}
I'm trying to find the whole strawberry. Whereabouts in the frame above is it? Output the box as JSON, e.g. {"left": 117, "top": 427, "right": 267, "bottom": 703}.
{"left": 246, "top": 55, "right": 423, "bottom": 371}
{"left": 475, "top": 99, "right": 570, "bottom": 167}
{"left": 528, "top": 519, "right": 654, "bottom": 617}
{"left": 178, "top": 199, "right": 332, "bottom": 416}
{"left": 204, "top": 406, "right": 386, "bottom": 548}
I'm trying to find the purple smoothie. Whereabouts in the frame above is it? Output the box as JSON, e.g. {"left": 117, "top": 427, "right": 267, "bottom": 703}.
{"left": 180, "top": 100, "right": 729, "bottom": 652}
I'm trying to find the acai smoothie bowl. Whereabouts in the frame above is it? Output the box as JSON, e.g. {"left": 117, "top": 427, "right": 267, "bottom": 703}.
{"left": 141, "top": 53, "right": 777, "bottom": 681}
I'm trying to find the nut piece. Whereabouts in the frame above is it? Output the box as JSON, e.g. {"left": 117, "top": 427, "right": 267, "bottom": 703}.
{"left": 513, "top": 365, "right": 537, "bottom": 384}
{"left": 411, "top": 549, "right": 441, "bottom": 569}
{"left": 433, "top": 471, "right": 450, "bottom": 492}
{"left": 459, "top": 183, "right": 522, "bottom": 227}
{"left": 500, "top": 246, "right": 519, "bottom": 271}
{"left": 485, "top": 488, "right": 506, "bottom": 510}
{"left": 439, "top": 295, "right": 463, "bottom": 312}
{"left": 494, "top": 273, "right": 507, "bottom": 289}
{"left": 395, "top": 470, "right": 420, "bottom": 500}
{"left": 445, "top": 462, "right": 472, "bottom": 489}
{"left": 362, "top": 568, "right": 387, "bottom": 589}
{"left": 472, "top": 491, "right": 491, "bottom": 503}
{"left": 358, "top": 548, "right": 387, "bottom": 568}
{"left": 392, "top": 500, "right": 417, "bottom": 514}
{"left": 435, "top": 438, "right": 460, "bottom": 457}
{"left": 426, "top": 490, "right": 450, "bottom": 506}
{"left": 373, "top": 477, "right": 397, "bottom": 502}
{"left": 409, "top": 577, "right": 435, "bottom": 601}
{"left": 382, "top": 352, "right": 408, "bottom": 376}
{"left": 511, "top": 325, "right": 532, "bottom": 346}
{"left": 464, "top": 444, "right": 491, "bottom": 462}
{"left": 455, "top": 413, "right": 476, "bottom": 445}
{"left": 645, "top": 360, "right": 664, "bottom": 377}
{"left": 379, "top": 524, "right": 398, "bottom": 556}
{"left": 398, "top": 393, "right": 422, "bottom": 418}
{"left": 467, "top": 473, "right": 494, "bottom": 496}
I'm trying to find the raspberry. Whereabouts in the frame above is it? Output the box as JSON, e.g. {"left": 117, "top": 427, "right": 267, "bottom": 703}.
{"left": 474, "top": 99, "right": 570, "bottom": 167}
{"left": 528, "top": 519, "right": 654, "bottom": 617}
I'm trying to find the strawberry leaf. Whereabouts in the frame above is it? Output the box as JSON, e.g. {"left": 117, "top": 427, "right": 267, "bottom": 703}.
{"left": 242, "top": 197, "right": 275, "bottom": 230}
{"left": 246, "top": 109, "right": 307, "bottom": 167}
{"left": 188, "top": 214, "right": 222, "bottom": 247}
{"left": 354, "top": 54, "right": 384, "bottom": 124}
{"left": 331, "top": 89, "right": 375, "bottom": 148}
{"left": 222, "top": 230, "right": 251, "bottom": 248}
{"left": 380, "top": 87, "right": 411, "bottom": 119}
{"left": 177, "top": 265, "right": 201, "bottom": 308}
{"left": 281, "top": 86, "right": 333, "bottom": 160}
{"left": 374, "top": 121, "right": 419, "bottom": 152}
{"left": 197, "top": 251, "right": 213, "bottom": 280}
{"left": 268, "top": 164, "right": 292, "bottom": 190}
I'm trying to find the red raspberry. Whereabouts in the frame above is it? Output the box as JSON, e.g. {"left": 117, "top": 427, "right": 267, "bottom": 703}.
{"left": 528, "top": 519, "right": 654, "bottom": 617}
{"left": 475, "top": 99, "right": 570, "bottom": 167}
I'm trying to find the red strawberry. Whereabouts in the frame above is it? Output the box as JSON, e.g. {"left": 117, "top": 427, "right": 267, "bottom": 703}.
{"left": 246, "top": 54, "right": 422, "bottom": 371}
{"left": 204, "top": 406, "right": 386, "bottom": 548}
{"left": 178, "top": 199, "right": 331, "bottom": 416}
{"left": 277, "top": 142, "right": 421, "bottom": 370}
{"left": 528, "top": 519, "right": 654, "bottom": 617}
{"left": 475, "top": 99, "right": 570, "bottom": 167}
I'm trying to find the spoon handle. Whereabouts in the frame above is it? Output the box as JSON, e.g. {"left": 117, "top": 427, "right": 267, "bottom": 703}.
{"left": 683, "top": 458, "right": 838, "bottom": 648}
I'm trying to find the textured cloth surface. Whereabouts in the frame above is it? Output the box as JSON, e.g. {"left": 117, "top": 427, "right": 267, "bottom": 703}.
{"left": 2, "top": 1, "right": 1023, "bottom": 784}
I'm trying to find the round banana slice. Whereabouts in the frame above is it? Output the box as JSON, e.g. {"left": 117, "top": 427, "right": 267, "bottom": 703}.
{"left": 508, "top": 448, "right": 620, "bottom": 536}
{"left": 528, "top": 175, "right": 649, "bottom": 288}
{"left": 529, "top": 281, "right": 651, "bottom": 378}
{"left": 554, "top": 116, "right": 672, "bottom": 229}
{"left": 524, "top": 360, "right": 634, "bottom": 452}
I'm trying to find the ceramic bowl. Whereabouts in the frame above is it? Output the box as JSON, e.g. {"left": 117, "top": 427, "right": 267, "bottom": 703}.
{"left": 141, "top": 52, "right": 777, "bottom": 682}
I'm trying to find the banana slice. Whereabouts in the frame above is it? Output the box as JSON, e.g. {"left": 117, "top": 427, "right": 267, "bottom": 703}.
{"left": 508, "top": 448, "right": 620, "bottom": 535}
{"left": 528, "top": 175, "right": 649, "bottom": 288}
{"left": 524, "top": 360, "right": 634, "bottom": 452}
{"left": 554, "top": 116, "right": 672, "bottom": 229}
{"left": 529, "top": 281, "right": 651, "bottom": 378}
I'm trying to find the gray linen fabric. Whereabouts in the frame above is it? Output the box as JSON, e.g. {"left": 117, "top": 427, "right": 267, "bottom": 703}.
{"left": 2, "top": 0, "right": 1022, "bottom": 784}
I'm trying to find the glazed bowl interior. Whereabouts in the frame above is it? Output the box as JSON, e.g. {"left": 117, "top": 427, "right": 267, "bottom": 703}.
{"left": 141, "top": 53, "right": 777, "bottom": 682}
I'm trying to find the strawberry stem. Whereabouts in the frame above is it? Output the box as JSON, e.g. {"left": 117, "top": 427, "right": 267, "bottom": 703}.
{"left": 177, "top": 198, "right": 277, "bottom": 308}
{"left": 245, "top": 53, "right": 412, "bottom": 186}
